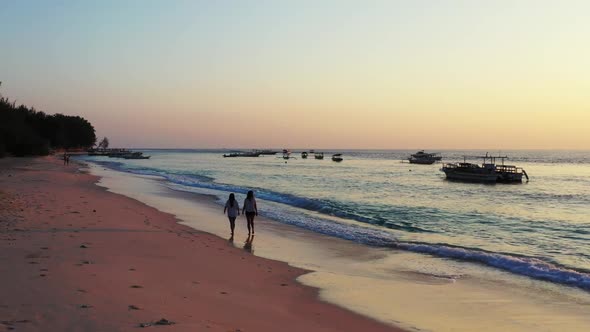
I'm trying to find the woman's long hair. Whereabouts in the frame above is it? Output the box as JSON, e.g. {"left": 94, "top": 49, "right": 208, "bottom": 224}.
{"left": 246, "top": 190, "right": 254, "bottom": 200}
{"left": 228, "top": 193, "right": 235, "bottom": 207}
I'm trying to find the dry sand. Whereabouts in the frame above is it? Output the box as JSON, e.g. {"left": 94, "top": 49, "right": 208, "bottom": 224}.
{"left": 0, "top": 156, "right": 403, "bottom": 332}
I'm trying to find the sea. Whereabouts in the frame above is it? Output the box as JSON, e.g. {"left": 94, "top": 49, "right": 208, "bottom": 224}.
{"left": 82, "top": 149, "right": 590, "bottom": 291}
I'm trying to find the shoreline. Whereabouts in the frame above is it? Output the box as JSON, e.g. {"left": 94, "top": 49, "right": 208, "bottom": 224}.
{"left": 85, "top": 155, "right": 590, "bottom": 332}
{"left": 0, "top": 156, "right": 402, "bottom": 331}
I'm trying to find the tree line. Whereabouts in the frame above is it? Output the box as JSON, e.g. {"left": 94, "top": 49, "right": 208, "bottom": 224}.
{"left": 0, "top": 83, "right": 96, "bottom": 157}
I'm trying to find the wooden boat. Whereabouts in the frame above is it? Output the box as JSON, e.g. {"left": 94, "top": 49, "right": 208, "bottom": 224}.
{"left": 332, "top": 154, "right": 343, "bottom": 162}
{"left": 441, "top": 154, "right": 529, "bottom": 183}
{"left": 281, "top": 149, "right": 293, "bottom": 160}
{"left": 314, "top": 152, "right": 324, "bottom": 160}
{"left": 441, "top": 162, "right": 497, "bottom": 182}
{"left": 301, "top": 152, "right": 308, "bottom": 159}
{"left": 122, "top": 152, "right": 151, "bottom": 159}
{"left": 223, "top": 152, "right": 261, "bottom": 158}
{"left": 107, "top": 149, "right": 133, "bottom": 158}
{"left": 254, "top": 149, "right": 278, "bottom": 155}
{"left": 87, "top": 148, "right": 109, "bottom": 156}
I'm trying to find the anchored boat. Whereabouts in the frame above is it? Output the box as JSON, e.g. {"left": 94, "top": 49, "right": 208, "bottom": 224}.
{"left": 107, "top": 149, "right": 132, "bottom": 158}
{"left": 441, "top": 154, "right": 529, "bottom": 183}
{"left": 279, "top": 149, "right": 299, "bottom": 160}
{"left": 122, "top": 152, "right": 151, "bottom": 159}
{"left": 408, "top": 150, "right": 442, "bottom": 164}
{"left": 254, "top": 149, "right": 278, "bottom": 155}
{"left": 223, "top": 151, "right": 261, "bottom": 158}
{"left": 332, "top": 154, "right": 343, "bottom": 162}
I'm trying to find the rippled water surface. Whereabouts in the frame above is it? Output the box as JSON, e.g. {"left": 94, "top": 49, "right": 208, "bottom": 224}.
{"left": 82, "top": 149, "right": 590, "bottom": 290}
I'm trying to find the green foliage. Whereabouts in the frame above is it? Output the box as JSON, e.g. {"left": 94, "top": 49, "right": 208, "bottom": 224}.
{"left": 0, "top": 86, "right": 96, "bottom": 157}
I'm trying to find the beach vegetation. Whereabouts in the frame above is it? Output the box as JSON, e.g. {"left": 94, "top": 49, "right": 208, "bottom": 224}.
{"left": 0, "top": 83, "right": 96, "bottom": 157}
{"left": 97, "top": 136, "right": 110, "bottom": 149}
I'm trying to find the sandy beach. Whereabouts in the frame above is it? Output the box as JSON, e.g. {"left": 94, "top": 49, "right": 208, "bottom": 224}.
{"left": 0, "top": 156, "right": 402, "bottom": 332}
{"left": 4, "top": 1, "right": 590, "bottom": 330}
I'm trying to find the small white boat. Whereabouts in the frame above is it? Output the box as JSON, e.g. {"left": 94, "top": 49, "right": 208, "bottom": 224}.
{"left": 408, "top": 150, "right": 442, "bottom": 164}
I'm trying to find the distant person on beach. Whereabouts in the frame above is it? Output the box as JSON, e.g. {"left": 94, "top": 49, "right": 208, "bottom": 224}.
{"left": 66, "top": 154, "right": 70, "bottom": 165}
{"left": 63, "top": 153, "right": 68, "bottom": 165}
{"left": 243, "top": 190, "right": 258, "bottom": 234}
{"left": 223, "top": 193, "right": 240, "bottom": 236}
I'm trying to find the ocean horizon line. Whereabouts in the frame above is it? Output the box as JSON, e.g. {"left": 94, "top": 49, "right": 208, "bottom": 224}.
{"left": 116, "top": 147, "right": 590, "bottom": 152}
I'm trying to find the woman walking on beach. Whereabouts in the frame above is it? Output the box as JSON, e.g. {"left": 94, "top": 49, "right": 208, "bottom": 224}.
{"left": 223, "top": 193, "right": 240, "bottom": 236}
{"left": 243, "top": 190, "right": 258, "bottom": 235}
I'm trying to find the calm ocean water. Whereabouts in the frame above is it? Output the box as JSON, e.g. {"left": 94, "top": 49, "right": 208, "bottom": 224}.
{"left": 82, "top": 149, "right": 590, "bottom": 290}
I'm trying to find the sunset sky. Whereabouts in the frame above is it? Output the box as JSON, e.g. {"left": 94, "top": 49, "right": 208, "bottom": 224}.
{"left": 1, "top": 1, "right": 589, "bottom": 149}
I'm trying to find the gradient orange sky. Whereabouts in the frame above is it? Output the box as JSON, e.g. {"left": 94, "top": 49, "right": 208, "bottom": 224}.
{"left": 1, "top": 1, "right": 589, "bottom": 149}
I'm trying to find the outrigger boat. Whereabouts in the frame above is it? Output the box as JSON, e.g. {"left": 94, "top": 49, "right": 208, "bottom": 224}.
{"left": 408, "top": 150, "right": 442, "bottom": 164}
{"left": 441, "top": 153, "right": 529, "bottom": 183}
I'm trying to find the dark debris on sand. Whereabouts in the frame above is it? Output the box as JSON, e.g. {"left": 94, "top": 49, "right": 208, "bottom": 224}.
{"left": 139, "top": 318, "right": 175, "bottom": 328}
{"left": 1, "top": 319, "right": 31, "bottom": 331}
